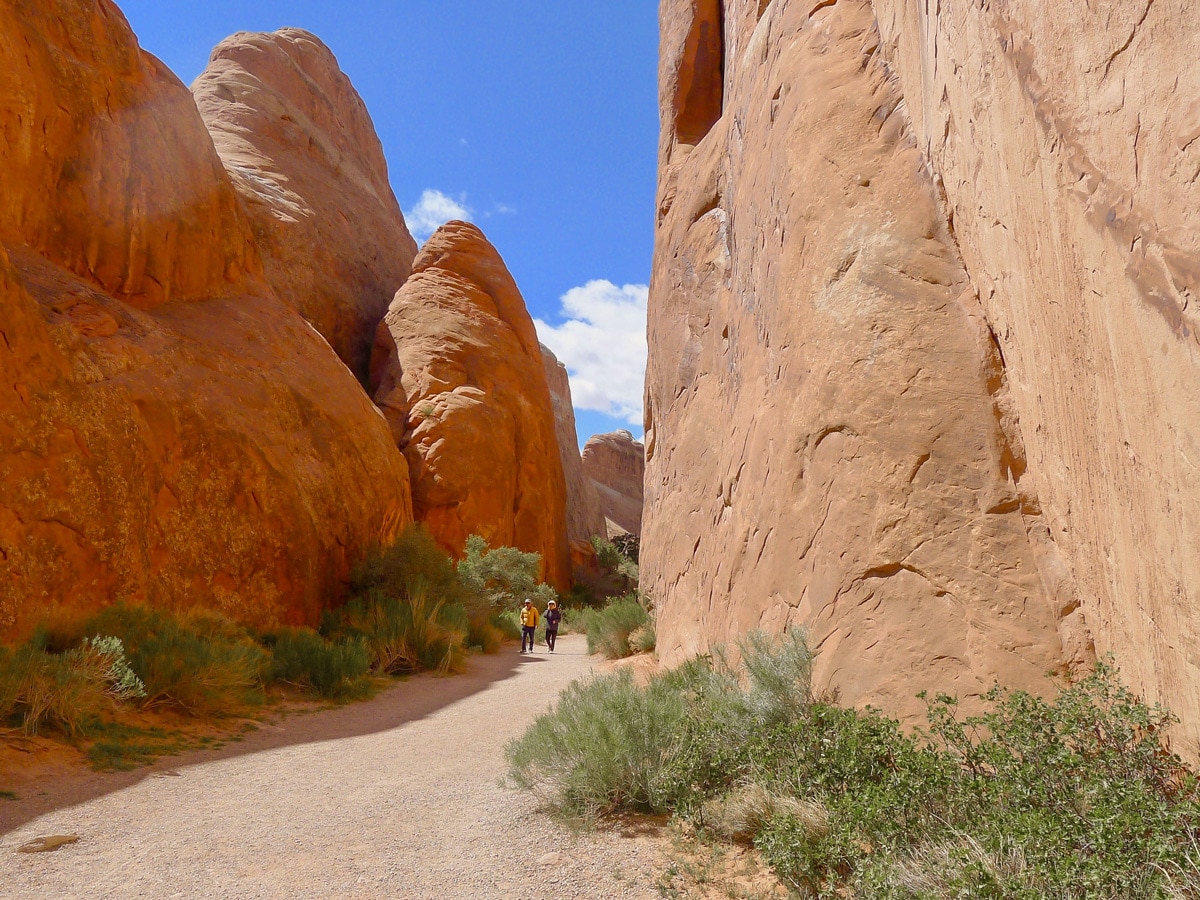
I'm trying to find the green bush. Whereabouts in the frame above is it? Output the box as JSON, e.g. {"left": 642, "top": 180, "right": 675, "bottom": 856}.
{"left": 575, "top": 595, "right": 651, "bottom": 659}
{"left": 0, "top": 644, "right": 108, "bottom": 737}
{"left": 457, "top": 534, "right": 556, "bottom": 613}
{"left": 349, "top": 525, "right": 466, "bottom": 607}
{"left": 507, "top": 632, "right": 1200, "bottom": 900}
{"left": 590, "top": 536, "right": 639, "bottom": 582}
{"left": 268, "top": 628, "right": 371, "bottom": 699}
{"left": 334, "top": 582, "right": 468, "bottom": 676}
{"left": 78, "top": 605, "right": 266, "bottom": 715}
{"left": 507, "top": 669, "right": 690, "bottom": 815}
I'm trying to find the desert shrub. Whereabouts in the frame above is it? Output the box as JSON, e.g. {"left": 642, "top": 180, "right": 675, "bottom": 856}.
{"left": 629, "top": 621, "right": 656, "bottom": 654}
{"left": 0, "top": 645, "right": 108, "bottom": 737}
{"left": 468, "top": 619, "right": 506, "bottom": 654}
{"left": 507, "top": 668, "right": 691, "bottom": 816}
{"left": 590, "top": 536, "right": 639, "bottom": 583}
{"left": 494, "top": 611, "right": 523, "bottom": 641}
{"left": 349, "top": 525, "right": 465, "bottom": 608}
{"left": 334, "top": 582, "right": 468, "bottom": 676}
{"left": 508, "top": 632, "right": 1200, "bottom": 900}
{"left": 575, "top": 595, "right": 651, "bottom": 659}
{"left": 457, "top": 535, "right": 556, "bottom": 612}
{"left": 268, "top": 628, "right": 371, "bottom": 699}
{"left": 78, "top": 604, "right": 266, "bottom": 714}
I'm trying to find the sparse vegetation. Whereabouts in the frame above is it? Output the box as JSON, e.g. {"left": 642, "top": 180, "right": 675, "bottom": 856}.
{"left": 267, "top": 628, "right": 372, "bottom": 699}
{"left": 591, "top": 535, "right": 639, "bottom": 584}
{"left": 0, "top": 525, "right": 561, "bottom": 769}
{"left": 508, "top": 631, "right": 1200, "bottom": 899}
{"left": 573, "top": 594, "right": 653, "bottom": 659}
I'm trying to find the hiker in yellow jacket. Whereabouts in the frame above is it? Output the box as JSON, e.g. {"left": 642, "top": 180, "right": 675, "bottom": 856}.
{"left": 520, "top": 598, "right": 539, "bottom": 653}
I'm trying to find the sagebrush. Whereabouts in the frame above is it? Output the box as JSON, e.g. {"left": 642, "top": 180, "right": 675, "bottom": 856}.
{"left": 507, "top": 631, "right": 1200, "bottom": 899}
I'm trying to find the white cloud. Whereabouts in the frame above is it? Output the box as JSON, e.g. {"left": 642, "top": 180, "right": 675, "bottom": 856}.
{"left": 405, "top": 189, "right": 472, "bottom": 242}
{"left": 535, "top": 280, "right": 648, "bottom": 428}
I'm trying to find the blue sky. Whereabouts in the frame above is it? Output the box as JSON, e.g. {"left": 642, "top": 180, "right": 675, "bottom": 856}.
{"left": 116, "top": 0, "right": 657, "bottom": 448}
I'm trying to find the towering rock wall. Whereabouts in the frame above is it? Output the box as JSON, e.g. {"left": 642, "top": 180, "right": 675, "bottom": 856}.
{"left": 869, "top": 0, "right": 1200, "bottom": 753}
{"left": 372, "top": 222, "right": 572, "bottom": 590}
{"left": 644, "top": 0, "right": 1073, "bottom": 723}
{"left": 541, "top": 345, "right": 607, "bottom": 556}
{"left": 0, "top": 0, "right": 412, "bottom": 638}
{"left": 582, "top": 431, "right": 646, "bottom": 538}
{"left": 647, "top": 0, "right": 1200, "bottom": 752}
{"left": 193, "top": 28, "right": 418, "bottom": 383}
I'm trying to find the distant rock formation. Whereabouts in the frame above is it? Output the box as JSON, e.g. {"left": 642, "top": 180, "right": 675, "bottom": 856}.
{"left": 541, "top": 345, "right": 607, "bottom": 566}
{"left": 0, "top": 0, "right": 412, "bottom": 639}
{"left": 371, "top": 222, "right": 571, "bottom": 589}
{"left": 582, "top": 431, "right": 645, "bottom": 538}
{"left": 193, "top": 28, "right": 417, "bottom": 383}
{"left": 647, "top": 0, "right": 1200, "bottom": 756}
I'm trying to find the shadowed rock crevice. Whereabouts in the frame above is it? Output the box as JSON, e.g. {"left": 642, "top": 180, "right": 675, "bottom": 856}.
{"left": 674, "top": 0, "right": 726, "bottom": 145}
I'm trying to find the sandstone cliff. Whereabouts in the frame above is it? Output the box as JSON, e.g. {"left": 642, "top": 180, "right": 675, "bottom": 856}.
{"left": 645, "top": 0, "right": 1073, "bottom": 723}
{"left": 869, "top": 0, "right": 1200, "bottom": 755}
{"left": 193, "top": 28, "right": 417, "bottom": 383}
{"left": 372, "top": 222, "right": 571, "bottom": 589}
{"left": 0, "top": 0, "right": 412, "bottom": 638}
{"left": 541, "top": 345, "right": 607, "bottom": 565}
{"left": 582, "top": 431, "right": 646, "bottom": 538}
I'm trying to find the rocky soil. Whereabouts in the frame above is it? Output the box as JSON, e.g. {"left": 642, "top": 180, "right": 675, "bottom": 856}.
{"left": 0, "top": 635, "right": 666, "bottom": 899}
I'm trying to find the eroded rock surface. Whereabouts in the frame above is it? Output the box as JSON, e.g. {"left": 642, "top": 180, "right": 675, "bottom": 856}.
{"left": 870, "top": 0, "right": 1200, "bottom": 754}
{"left": 582, "top": 431, "right": 645, "bottom": 538}
{"left": 645, "top": 0, "right": 1073, "bottom": 723}
{"left": 194, "top": 28, "right": 417, "bottom": 382}
{"left": 372, "top": 222, "right": 571, "bottom": 589}
{"left": 541, "top": 345, "right": 606, "bottom": 564}
{"left": 0, "top": 0, "right": 412, "bottom": 638}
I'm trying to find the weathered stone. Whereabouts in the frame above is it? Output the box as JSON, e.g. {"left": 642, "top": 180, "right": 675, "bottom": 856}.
{"left": 0, "top": 1, "right": 257, "bottom": 308}
{"left": 541, "top": 344, "right": 606, "bottom": 552}
{"left": 193, "top": 28, "right": 417, "bottom": 382}
{"left": 582, "top": 431, "right": 645, "bottom": 538}
{"left": 868, "top": 0, "right": 1200, "bottom": 755}
{"left": 0, "top": 0, "right": 412, "bottom": 639}
{"left": 645, "top": 0, "right": 1071, "bottom": 724}
{"left": 372, "top": 222, "right": 571, "bottom": 589}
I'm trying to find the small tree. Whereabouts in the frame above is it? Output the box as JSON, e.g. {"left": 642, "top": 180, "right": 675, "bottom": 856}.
{"left": 457, "top": 535, "right": 557, "bottom": 611}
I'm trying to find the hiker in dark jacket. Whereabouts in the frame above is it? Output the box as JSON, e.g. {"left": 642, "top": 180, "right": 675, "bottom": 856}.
{"left": 544, "top": 599, "right": 562, "bottom": 652}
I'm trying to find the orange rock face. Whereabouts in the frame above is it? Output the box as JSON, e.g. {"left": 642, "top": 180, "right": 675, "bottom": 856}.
{"left": 193, "top": 28, "right": 417, "bottom": 383}
{"left": 541, "top": 345, "right": 606, "bottom": 552}
{"left": 0, "top": 1, "right": 257, "bottom": 308}
{"left": 645, "top": 0, "right": 1073, "bottom": 723}
{"left": 0, "top": 0, "right": 412, "bottom": 639}
{"left": 372, "top": 222, "right": 571, "bottom": 590}
{"left": 582, "top": 431, "right": 645, "bottom": 538}
{"left": 870, "top": 0, "right": 1200, "bottom": 754}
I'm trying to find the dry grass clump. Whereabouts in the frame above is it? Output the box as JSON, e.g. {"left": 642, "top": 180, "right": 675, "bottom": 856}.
{"left": 702, "top": 784, "right": 829, "bottom": 846}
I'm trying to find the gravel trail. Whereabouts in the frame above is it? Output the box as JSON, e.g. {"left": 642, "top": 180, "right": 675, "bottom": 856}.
{"left": 1, "top": 635, "right": 665, "bottom": 899}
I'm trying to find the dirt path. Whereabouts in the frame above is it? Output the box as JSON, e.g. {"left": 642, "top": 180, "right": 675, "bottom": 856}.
{"left": 0, "top": 635, "right": 667, "bottom": 899}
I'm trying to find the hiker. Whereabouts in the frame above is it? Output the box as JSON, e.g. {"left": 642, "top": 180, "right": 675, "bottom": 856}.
{"left": 520, "top": 598, "right": 539, "bottom": 652}
{"left": 544, "top": 599, "right": 562, "bottom": 652}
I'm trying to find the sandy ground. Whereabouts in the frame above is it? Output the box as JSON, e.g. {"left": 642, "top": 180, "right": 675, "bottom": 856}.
{"left": 0, "top": 635, "right": 668, "bottom": 899}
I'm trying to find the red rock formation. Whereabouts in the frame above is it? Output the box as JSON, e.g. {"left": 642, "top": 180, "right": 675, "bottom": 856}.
{"left": 541, "top": 345, "right": 607, "bottom": 565}
{"left": 193, "top": 28, "right": 417, "bottom": 383}
{"left": 645, "top": 0, "right": 1072, "bottom": 723}
{"left": 372, "top": 222, "right": 571, "bottom": 590}
{"left": 868, "top": 0, "right": 1200, "bottom": 756}
{"left": 582, "top": 431, "right": 645, "bottom": 538}
{"left": 0, "top": 0, "right": 412, "bottom": 639}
